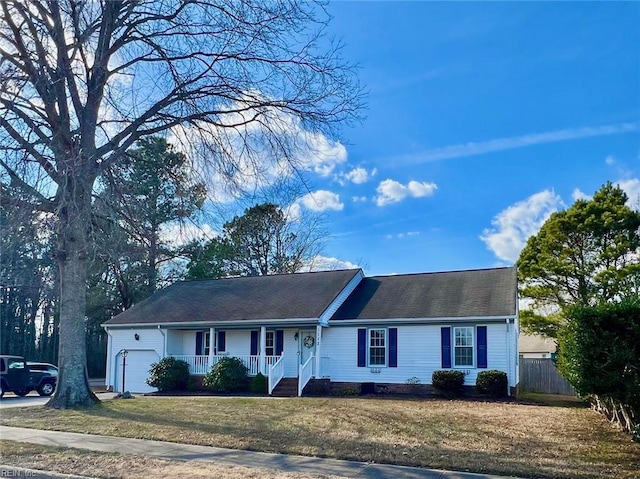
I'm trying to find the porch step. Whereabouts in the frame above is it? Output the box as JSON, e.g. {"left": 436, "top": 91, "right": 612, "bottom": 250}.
{"left": 271, "top": 378, "right": 298, "bottom": 397}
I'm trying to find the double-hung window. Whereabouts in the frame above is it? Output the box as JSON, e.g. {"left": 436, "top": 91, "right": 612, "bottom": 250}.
{"left": 453, "top": 326, "right": 474, "bottom": 367}
{"left": 265, "top": 331, "right": 275, "bottom": 356}
{"left": 202, "top": 332, "right": 211, "bottom": 356}
{"left": 369, "top": 328, "right": 386, "bottom": 366}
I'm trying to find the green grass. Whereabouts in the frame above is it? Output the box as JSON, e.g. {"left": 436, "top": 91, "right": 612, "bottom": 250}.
{"left": 1, "top": 396, "right": 638, "bottom": 479}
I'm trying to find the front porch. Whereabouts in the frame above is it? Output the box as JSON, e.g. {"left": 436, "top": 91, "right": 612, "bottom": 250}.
{"left": 164, "top": 326, "right": 329, "bottom": 395}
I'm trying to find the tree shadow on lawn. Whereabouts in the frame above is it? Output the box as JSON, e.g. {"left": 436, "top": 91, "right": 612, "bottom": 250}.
{"left": 72, "top": 402, "right": 637, "bottom": 479}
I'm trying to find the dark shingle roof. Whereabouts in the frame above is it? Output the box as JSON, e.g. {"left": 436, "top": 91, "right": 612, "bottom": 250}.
{"left": 105, "top": 269, "right": 361, "bottom": 326}
{"left": 331, "top": 267, "right": 517, "bottom": 320}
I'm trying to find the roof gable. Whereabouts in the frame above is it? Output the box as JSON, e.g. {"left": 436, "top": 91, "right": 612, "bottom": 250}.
{"left": 331, "top": 267, "right": 517, "bottom": 320}
{"left": 104, "top": 269, "right": 362, "bottom": 326}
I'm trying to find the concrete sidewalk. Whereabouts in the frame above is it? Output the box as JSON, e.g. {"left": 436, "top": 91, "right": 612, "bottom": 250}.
{"left": 0, "top": 426, "right": 522, "bottom": 479}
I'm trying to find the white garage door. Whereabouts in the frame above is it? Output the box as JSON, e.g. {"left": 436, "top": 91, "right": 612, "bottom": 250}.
{"left": 115, "top": 350, "right": 160, "bottom": 393}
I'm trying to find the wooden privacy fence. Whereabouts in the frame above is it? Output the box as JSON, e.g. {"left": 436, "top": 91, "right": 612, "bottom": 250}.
{"left": 519, "top": 358, "right": 576, "bottom": 395}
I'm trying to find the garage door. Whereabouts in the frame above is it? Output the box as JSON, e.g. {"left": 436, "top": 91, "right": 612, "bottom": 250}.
{"left": 114, "top": 350, "right": 160, "bottom": 393}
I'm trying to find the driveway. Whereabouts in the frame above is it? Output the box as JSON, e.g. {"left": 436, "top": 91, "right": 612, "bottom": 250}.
{"left": 0, "top": 392, "right": 117, "bottom": 409}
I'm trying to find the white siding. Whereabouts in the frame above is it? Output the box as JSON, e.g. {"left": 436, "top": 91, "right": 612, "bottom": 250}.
{"left": 323, "top": 323, "right": 512, "bottom": 385}
{"left": 224, "top": 330, "right": 251, "bottom": 356}
{"left": 107, "top": 327, "right": 164, "bottom": 392}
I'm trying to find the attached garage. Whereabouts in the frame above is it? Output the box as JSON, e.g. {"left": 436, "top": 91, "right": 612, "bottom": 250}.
{"left": 114, "top": 349, "right": 159, "bottom": 393}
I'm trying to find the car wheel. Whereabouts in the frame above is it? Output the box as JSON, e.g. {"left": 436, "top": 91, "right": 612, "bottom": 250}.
{"left": 15, "top": 390, "right": 29, "bottom": 397}
{"left": 38, "top": 382, "right": 55, "bottom": 397}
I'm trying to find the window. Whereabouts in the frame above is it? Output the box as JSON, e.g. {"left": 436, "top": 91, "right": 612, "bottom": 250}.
{"left": 8, "top": 359, "right": 25, "bottom": 369}
{"left": 202, "top": 332, "right": 210, "bottom": 356}
{"left": 369, "top": 329, "right": 386, "bottom": 366}
{"left": 453, "top": 327, "right": 474, "bottom": 367}
{"left": 265, "top": 331, "right": 275, "bottom": 356}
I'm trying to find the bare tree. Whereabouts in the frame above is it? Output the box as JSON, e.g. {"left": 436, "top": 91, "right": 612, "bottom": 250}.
{"left": 0, "top": 0, "right": 361, "bottom": 407}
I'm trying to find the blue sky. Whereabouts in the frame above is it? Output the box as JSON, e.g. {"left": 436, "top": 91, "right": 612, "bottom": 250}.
{"left": 288, "top": 1, "right": 640, "bottom": 276}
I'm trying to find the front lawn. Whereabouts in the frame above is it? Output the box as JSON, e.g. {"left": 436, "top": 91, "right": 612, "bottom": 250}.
{"left": 1, "top": 397, "right": 638, "bottom": 479}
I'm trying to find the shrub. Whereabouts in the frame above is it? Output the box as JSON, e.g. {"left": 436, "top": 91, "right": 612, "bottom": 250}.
{"left": 250, "top": 372, "right": 268, "bottom": 394}
{"left": 146, "top": 357, "right": 189, "bottom": 391}
{"left": 432, "top": 370, "right": 466, "bottom": 398}
{"left": 203, "top": 357, "right": 249, "bottom": 392}
{"left": 557, "top": 300, "right": 640, "bottom": 437}
{"left": 476, "top": 370, "right": 508, "bottom": 398}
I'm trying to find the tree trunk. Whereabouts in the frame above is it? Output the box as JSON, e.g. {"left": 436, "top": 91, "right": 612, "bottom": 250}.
{"left": 46, "top": 174, "right": 99, "bottom": 408}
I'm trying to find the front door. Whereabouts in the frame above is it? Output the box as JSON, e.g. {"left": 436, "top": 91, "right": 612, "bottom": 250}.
{"left": 298, "top": 329, "right": 316, "bottom": 365}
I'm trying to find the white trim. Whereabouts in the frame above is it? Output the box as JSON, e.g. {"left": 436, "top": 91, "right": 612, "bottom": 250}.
{"left": 315, "top": 324, "right": 322, "bottom": 378}
{"left": 260, "top": 326, "right": 267, "bottom": 375}
{"left": 367, "top": 327, "right": 387, "bottom": 368}
{"left": 330, "top": 316, "right": 515, "bottom": 326}
{"left": 104, "top": 318, "right": 319, "bottom": 329}
{"left": 452, "top": 326, "right": 475, "bottom": 368}
{"left": 105, "top": 329, "right": 113, "bottom": 390}
{"left": 318, "top": 269, "right": 365, "bottom": 326}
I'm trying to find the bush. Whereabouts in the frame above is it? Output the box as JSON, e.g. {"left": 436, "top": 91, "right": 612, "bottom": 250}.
{"left": 203, "top": 357, "right": 249, "bottom": 392}
{"left": 432, "top": 370, "right": 466, "bottom": 398}
{"left": 476, "top": 370, "right": 508, "bottom": 398}
{"left": 250, "top": 372, "right": 268, "bottom": 394}
{"left": 146, "top": 357, "right": 189, "bottom": 391}
{"left": 557, "top": 300, "right": 640, "bottom": 437}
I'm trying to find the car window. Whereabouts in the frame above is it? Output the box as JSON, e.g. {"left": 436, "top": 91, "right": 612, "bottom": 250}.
{"left": 0, "top": 358, "right": 5, "bottom": 371}
{"left": 8, "top": 359, "right": 25, "bottom": 369}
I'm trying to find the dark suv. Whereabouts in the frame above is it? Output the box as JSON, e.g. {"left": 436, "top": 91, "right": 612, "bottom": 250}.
{"left": 0, "top": 355, "right": 57, "bottom": 398}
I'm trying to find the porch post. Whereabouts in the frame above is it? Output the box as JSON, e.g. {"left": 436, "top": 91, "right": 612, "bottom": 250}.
{"left": 315, "top": 324, "right": 322, "bottom": 378}
{"left": 260, "top": 326, "right": 267, "bottom": 375}
{"left": 209, "top": 326, "right": 215, "bottom": 372}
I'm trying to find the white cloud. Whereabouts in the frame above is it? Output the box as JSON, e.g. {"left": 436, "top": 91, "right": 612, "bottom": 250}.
{"left": 375, "top": 179, "right": 438, "bottom": 206}
{"left": 571, "top": 188, "right": 591, "bottom": 202}
{"left": 352, "top": 196, "right": 368, "bottom": 202}
{"left": 481, "top": 190, "right": 564, "bottom": 263}
{"left": 386, "top": 231, "right": 420, "bottom": 239}
{"left": 159, "top": 223, "right": 219, "bottom": 248}
{"left": 301, "top": 255, "right": 360, "bottom": 272}
{"left": 394, "top": 123, "right": 637, "bottom": 164}
{"left": 618, "top": 178, "right": 640, "bottom": 209}
{"left": 299, "top": 190, "right": 344, "bottom": 212}
{"left": 344, "top": 167, "right": 377, "bottom": 184}
{"left": 168, "top": 100, "right": 347, "bottom": 203}
{"left": 605, "top": 155, "right": 616, "bottom": 165}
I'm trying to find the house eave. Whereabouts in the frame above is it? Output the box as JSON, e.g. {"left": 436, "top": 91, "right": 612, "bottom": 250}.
{"left": 103, "top": 317, "right": 320, "bottom": 330}
{"left": 328, "top": 315, "right": 516, "bottom": 326}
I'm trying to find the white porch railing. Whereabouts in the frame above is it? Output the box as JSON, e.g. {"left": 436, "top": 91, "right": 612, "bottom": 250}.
{"left": 172, "top": 355, "right": 210, "bottom": 375}
{"left": 298, "top": 355, "right": 315, "bottom": 396}
{"left": 171, "top": 355, "right": 279, "bottom": 376}
{"left": 268, "top": 355, "right": 285, "bottom": 395}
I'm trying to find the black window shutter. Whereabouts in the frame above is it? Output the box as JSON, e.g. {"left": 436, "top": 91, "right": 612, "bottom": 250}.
{"left": 217, "top": 331, "right": 226, "bottom": 352}
{"left": 441, "top": 327, "right": 451, "bottom": 368}
{"left": 250, "top": 330, "right": 259, "bottom": 355}
{"left": 195, "top": 331, "right": 203, "bottom": 355}
{"left": 275, "top": 330, "right": 284, "bottom": 356}
{"left": 388, "top": 328, "right": 398, "bottom": 367}
{"left": 477, "top": 326, "right": 488, "bottom": 368}
{"left": 357, "top": 328, "right": 366, "bottom": 367}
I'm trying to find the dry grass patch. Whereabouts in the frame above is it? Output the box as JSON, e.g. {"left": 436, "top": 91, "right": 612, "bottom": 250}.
{"left": 1, "top": 396, "right": 638, "bottom": 479}
{"left": 0, "top": 441, "right": 345, "bottom": 479}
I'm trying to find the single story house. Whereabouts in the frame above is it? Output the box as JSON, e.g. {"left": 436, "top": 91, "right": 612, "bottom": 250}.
{"left": 103, "top": 266, "right": 519, "bottom": 395}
